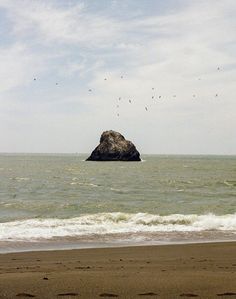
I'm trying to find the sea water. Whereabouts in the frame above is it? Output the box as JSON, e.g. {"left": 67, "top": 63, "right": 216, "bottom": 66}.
{"left": 0, "top": 154, "right": 235, "bottom": 252}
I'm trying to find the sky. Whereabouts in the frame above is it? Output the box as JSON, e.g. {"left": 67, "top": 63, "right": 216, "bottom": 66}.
{"left": 0, "top": 0, "right": 235, "bottom": 154}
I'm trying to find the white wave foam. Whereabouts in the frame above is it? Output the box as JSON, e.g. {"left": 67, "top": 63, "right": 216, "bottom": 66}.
{"left": 224, "top": 180, "right": 236, "bottom": 187}
{"left": 0, "top": 212, "right": 236, "bottom": 241}
{"left": 110, "top": 188, "right": 122, "bottom": 192}
{"left": 10, "top": 177, "right": 30, "bottom": 181}
{"left": 70, "top": 182, "right": 98, "bottom": 187}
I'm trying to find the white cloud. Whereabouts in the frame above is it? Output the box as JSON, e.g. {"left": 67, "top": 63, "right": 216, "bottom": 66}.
{"left": 0, "top": 1, "right": 122, "bottom": 46}
{"left": 0, "top": 44, "right": 40, "bottom": 92}
{"left": 0, "top": 0, "right": 235, "bottom": 153}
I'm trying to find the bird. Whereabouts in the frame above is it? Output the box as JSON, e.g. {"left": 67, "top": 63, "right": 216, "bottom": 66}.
{"left": 152, "top": 87, "right": 154, "bottom": 90}
{"left": 152, "top": 96, "right": 154, "bottom": 99}
{"left": 118, "top": 97, "right": 121, "bottom": 101}
{"left": 215, "top": 93, "right": 218, "bottom": 97}
{"left": 117, "top": 113, "right": 119, "bottom": 117}
{"left": 88, "top": 89, "right": 92, "bottom": 92}
{"left": 129, "top": 100, "right": 132, "bottom": 103}
{"left": 217, "top": 67, "right": 220, "bottom": 71}
{"left": 56, "top": 83, "right": 58, "bottom": 85}
{"left": 159, "top": 96, "right": 161, "bottom": 99}
{"left": 104, "top": 78, "right": 107, "bottom": 81}
{"left": 33, "top": 78, "right": 36, "bottom": 81}
{"left": 121, "top": 76, "right": 123, "bottom": 79}
{"left": 145, "top": 107, "right": 148, "bottom": 111}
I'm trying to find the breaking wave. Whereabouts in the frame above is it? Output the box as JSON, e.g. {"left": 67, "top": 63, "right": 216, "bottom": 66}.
{"left": 0, "top": 212, "right": 236, "bottom": 241}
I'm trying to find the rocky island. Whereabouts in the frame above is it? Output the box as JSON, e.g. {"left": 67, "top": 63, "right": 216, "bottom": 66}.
{"left": 86, "top": 130, "right": 141, "bottom": 161}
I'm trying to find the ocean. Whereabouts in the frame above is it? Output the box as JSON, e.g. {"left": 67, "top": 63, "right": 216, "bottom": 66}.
{"left": 0, "top": 154, "right": 235, "bottom": 252}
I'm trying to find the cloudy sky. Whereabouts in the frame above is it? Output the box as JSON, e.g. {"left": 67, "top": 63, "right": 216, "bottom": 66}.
{"left": 0, "top": 0, "right": 235, "bottom": 154}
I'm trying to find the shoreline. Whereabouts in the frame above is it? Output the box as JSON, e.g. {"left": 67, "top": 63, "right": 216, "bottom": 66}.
{"left": 0, "top": 242, "right": 236, "bottom": 298}
{"left": 1, "top": 234, "right": 236, "bottom": 254}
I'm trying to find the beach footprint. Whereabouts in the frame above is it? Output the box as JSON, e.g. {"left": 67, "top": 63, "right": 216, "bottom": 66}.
{"left": 217, "top": 293, "right": 236, "bottom": 296}
{"left": 179, "top": 294, "right": 199, "bottom": 297}
{"left": 57, "top": 293, "right": 79, "bottom": 297}
{"left": 138, "top": 292, "right": 159, "bottom": 296}
{"left": 16, "top": 293, "right": 36, "bottom": 298}
{"left": 99, "top": 293, "right": 119, "bottom": 297}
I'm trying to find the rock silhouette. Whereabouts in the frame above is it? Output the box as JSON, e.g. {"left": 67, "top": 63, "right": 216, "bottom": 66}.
{"left": 86, "top": 130, "right": 141, "bottom": 161}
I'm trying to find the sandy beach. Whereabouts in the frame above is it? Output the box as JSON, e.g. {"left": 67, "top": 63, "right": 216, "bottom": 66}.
{"left": 0, "top": 242, "right": 236, "bottom": 298}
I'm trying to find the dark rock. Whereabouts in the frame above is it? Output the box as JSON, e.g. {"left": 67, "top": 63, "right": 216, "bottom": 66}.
{"left": 86, "top": 130, "right": 141, "bottom": 161}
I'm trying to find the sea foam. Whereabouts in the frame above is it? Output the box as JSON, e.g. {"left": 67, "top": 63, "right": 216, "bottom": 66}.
{"left": 0, "top": 212, "right": 236, "bottom": 241}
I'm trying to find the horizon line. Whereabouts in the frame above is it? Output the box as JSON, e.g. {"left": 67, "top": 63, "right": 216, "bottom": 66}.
{"left": 0, "top": 152, "right": 235, "bottom": 156}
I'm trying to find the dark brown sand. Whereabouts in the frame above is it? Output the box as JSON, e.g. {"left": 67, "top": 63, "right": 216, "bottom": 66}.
{"left": 0, "top": 242, "right": 236, "bottom": 298}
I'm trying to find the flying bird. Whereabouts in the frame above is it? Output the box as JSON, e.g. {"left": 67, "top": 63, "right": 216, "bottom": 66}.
{"left": 33, "top": 78, "right": 36, "bottom": 81}
{"left": 145, "top": 107, "right": 148, "bottom": 111}
{"left": 104, "top": 78, "right": 107, "bottom": 81}
{"left": 129, "top": 100, "right": 132, "bottom": 103}
{"left": 88, "top": 89, "right": 92, "bottom": 92}
{"left": 159, "top": 96, "right": 161, "bottom": 99}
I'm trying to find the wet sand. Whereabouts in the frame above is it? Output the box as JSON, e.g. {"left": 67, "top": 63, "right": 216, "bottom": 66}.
{"left": 0, "top": 242, "right": 236, "bottom": 298}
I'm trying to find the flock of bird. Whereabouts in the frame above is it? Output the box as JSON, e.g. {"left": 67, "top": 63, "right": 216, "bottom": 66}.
{"left": 33, "top": 67, "right": 221, "bottom": 118}
{"left": 89, "top": 67, "right": 221, "bottom": 117}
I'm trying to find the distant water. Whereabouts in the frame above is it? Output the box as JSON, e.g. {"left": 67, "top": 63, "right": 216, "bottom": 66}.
{"left": 0, "top": 154, "right": 235, "bottom": 252}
